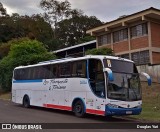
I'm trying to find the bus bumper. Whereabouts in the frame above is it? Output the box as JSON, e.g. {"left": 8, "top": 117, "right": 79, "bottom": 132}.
{"left": 105, "top": 105, "right": 142, "bottom": 116}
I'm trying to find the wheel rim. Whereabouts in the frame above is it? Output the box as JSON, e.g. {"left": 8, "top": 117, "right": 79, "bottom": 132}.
{"left": 75, "top": 104, "right": 82, "bottom": 113}
{"left": 24, "top": 98, "right": 29, "bottom": 107}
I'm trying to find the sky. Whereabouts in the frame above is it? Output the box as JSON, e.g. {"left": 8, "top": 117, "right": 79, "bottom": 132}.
{"left": 1, "top": 0, "right": 160, "bottom": 22}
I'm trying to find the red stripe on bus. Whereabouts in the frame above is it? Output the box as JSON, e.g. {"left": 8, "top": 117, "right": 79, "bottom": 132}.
{"left": 43, "top": 104, "right": 72, "bottom": 111}
{"left": 43, "top": 104, "right": 105, "bottom": 116}
{"left": 86, "top": 109, "right": 105, "bottom": 116}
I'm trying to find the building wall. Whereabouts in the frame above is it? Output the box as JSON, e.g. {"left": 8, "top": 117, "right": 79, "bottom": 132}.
{"left": 99, "top": 44, "right": 112, "bottom": 49}
{"left": 151, "top": 22, "right": 160, "bottom": 48}
{"left": 113, "top": 41, "right": 129, "bottom": 53}
{"left": 152, "top": 52, "right": 160, "bottom": 64}
{"left": 130, "top": 36, "right": 149, "bottom": 50}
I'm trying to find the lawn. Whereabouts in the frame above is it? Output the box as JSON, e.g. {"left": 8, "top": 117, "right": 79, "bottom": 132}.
{"left": 0, "top": 90, "right": 11, "bottom": 100}
{"left": 130, "top": 82, "right": 160, "bottom": 122}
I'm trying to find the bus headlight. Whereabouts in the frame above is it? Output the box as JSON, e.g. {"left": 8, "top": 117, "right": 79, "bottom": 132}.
{"left": 136, "top": 104, "right": 142, "bottom": 108}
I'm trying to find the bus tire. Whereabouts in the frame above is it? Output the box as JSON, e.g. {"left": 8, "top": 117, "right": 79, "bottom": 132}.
{"left": 23, "top": 95, "right": 30, "bottom": 108}
{"left": 73, "top": 100, "right": 85, "bottom": 117}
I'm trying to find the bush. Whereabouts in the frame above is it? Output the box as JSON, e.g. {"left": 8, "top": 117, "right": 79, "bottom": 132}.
{"left": 85, "top": 48, "right": 114, "bottom": 55}
{"left": 0, "top": 38, "right": 56, "bottom": 91}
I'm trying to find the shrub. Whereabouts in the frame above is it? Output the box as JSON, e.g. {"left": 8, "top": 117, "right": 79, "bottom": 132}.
{"left": 0, "top": 38, "right": 56, "bottom": 91}
{"left": 85, "top": 48, "right": 114, "bottom": 56}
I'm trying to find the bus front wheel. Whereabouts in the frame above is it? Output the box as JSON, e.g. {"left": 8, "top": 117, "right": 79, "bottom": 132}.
{"left": 73, "top": 100, "right": 85, "bottom": 117}
{"left": 23, "top": 95, "right": 30, "bottom": 108}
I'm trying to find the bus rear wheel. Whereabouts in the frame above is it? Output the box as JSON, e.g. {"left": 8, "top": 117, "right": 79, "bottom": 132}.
{"left": 73, "top": 100, "right": 85, "bottom": 117}
{"left": 23, "top": 95, "right": 30, "bottom": 108}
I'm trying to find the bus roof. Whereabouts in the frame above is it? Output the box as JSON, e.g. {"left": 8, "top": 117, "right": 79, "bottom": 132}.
{"left": 14, "top": 55, "right": 133, "bottom": 69}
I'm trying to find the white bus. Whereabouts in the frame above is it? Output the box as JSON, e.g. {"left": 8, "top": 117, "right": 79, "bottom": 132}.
{"left": 12, "top": 55, "right": 151, "bottom": 117}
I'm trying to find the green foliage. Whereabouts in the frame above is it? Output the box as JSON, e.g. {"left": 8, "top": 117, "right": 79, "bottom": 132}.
{"left": 77, "top": 36, "right": 96, "bottom": 44}
{"left": 0, "top": 38, "right": 56, "bottom": 91}
{"left": 0, "top": 13, "right": 54, "bottom": 50}
{"left": 0, "top": 2, "right": 7, "bottom": 16}
{"left": 85, "top": 48, "right": 114, "bottom": 56}
{"left": 0, "top": 43, "right": 11, "bottom": 59}
{"left": 57, "top": 15, "right": 102, "bottom": 47}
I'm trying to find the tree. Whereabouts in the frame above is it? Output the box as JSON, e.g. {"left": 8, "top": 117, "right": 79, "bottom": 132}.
{"left": 0, "top": 43, "right": 10, "bottom": 59}
{"left": 0, "top": 2, "right": 7, "bottom": 16}
{"left": 40, "top": 0, "right": 71, "bottom": 38}
{"left": 85, "top": 48, "right": 114, "bottom": 56}
{"left": 56, "top": 15, "right": 102, "bottom": 47}
{"left": 0, "top": 38, "right": 56, "bottom": 91}
{"left": 0, "top": 13, "right": 56, "bottom": 51}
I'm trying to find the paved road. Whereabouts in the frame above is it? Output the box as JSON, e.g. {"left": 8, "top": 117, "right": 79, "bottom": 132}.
{"left": 0, "top": 99, "right": 159, "bottom": 132}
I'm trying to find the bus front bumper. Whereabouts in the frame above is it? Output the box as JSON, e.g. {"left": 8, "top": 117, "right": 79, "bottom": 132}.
{"left": 105, "top": 105, "right": 142, "bottom": 116}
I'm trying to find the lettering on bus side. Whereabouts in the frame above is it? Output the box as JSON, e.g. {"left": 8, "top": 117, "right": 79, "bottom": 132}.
{"left": 43, "top": 79, "right": 68, "bottom": 90}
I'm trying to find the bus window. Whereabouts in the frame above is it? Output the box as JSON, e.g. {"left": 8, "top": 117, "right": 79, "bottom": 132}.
{"left": 71, "top": 62, "right": 77, "bottom": 77}
{"left": 43, "top": 65, "right": 52, "bottom": 79}
{"left": 14, "top": 69, "right": 20, "bottom": 80}
{"left": 51, "top": 64, "right": 58, "bottom": 78}
{"left": 77, "top": 61, "right": 86, "bottom": 78}
{"left": 88, "top": 59, "right": 105, "bottom": 98}
{"left": 59, "top": 63, "right": 71, "bottom": 78}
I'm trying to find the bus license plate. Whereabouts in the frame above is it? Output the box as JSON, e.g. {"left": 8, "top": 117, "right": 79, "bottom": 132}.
{"left": 126, "top": 111, "right": 132, "bottom": 114}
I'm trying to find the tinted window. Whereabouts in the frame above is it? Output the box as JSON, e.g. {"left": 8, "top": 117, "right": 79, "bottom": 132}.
{"left": 14, "top": 60, "right": 87, "bottom": 80}
{"left": 77, "top": 61, "right": 86, "bottom": 78}
{"left": 103, "top": 59, "right": 137, "bottom": 73}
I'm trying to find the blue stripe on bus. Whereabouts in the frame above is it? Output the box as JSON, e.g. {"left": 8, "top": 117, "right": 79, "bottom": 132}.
{"left": 13, "top": 80, "right": 43, "bottom": 83}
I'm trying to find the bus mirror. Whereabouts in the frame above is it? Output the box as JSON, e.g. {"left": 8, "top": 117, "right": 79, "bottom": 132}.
{"left": 103, "top": 68, "right": 114, "bottom": 81}
{"left": 140, "top": 72, "right": 152, "bottom": 86}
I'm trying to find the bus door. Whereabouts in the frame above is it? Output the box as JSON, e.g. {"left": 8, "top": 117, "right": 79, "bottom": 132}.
{"left": 88, "top": 59, "right": 106, "bottom": 114}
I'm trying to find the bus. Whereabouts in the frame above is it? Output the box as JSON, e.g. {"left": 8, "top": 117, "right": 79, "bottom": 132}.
{"left": 12, "top": 55, "right": 151, "bottom": 117}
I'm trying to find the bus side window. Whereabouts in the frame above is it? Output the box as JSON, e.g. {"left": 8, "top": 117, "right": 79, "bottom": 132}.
{"left": 30, "top": 67, "right": 35, "bottom": 80}
{"left": 59, "top": 63, "right": 71, "bottom": 78}
{"left": 43, "top": 65, "right": 51, "bottom": 79}
{"left": 14, "top": 69, "right": 19, "bottom": 80}
{"left": 77, "top": 61, "right": 86, "bottom": 78}
{"left": 71, "top": 62, "right": 77, "bottom": 77}
{"left": 51, "top": 64, "right": 58, "bottom": 78}
{"left": 19, "top": 69, "right": 25, "bottom": 80}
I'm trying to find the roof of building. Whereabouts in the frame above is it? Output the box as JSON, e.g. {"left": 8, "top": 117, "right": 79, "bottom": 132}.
{"left": 87, "top": 7, "right": 160, "bottom": 35}
{"left": 53, "top": 40, "right": 96, "bottom": 53}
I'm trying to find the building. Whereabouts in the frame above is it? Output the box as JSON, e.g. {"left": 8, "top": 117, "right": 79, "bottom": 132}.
{"left": 87, "top": 7, "right": 160, "bottom": 66}
{"left": 53, "top": 40, "right": 96, "bottom": 58}
{"left": 87, "top": 7, "right": 160, "bottom": 82}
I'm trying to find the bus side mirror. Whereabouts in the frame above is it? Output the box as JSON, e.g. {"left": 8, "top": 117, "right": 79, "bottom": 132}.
{"left": 140, "top": 72, "right": 152, "bottom": 86}
{"left": 103, "top": 68, "right": 114, "bottom": 82}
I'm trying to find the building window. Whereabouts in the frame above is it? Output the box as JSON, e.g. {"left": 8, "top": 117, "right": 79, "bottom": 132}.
{"left": 131, "top": 50, "right": 149, "bottom": 65}
{"left": 113, "top": 28, "right": 128, "bottom": 43}
{"left": 98, "top": 33, "right": 111, "bottom": 46}
{"left": 130, "top": 23, "right": 148, "bottom": 38}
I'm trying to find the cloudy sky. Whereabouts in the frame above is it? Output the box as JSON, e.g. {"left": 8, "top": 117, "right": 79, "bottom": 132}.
{"left": 1, "top": 0, "right": 160, "bottom": 22}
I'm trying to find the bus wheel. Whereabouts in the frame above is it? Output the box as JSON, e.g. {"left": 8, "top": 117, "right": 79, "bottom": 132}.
{"left": 73, "top": 100, "right": 85, "bottom": 117}
{"left": 23, "top": 95, "right": 30, "bottom": 108}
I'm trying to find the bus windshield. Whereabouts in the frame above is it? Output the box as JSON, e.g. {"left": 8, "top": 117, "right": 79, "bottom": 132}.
{"left": 103, "top": 59, "right": 141, "bottom": 101}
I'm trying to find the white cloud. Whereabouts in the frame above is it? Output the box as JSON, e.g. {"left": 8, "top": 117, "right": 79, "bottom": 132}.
{"left": 1, "top": 0, "right": 160, "bottom": 22}
{"left": 1, "top": 0, "right": 43, "bottom": 15}
{"left": 68, "top": 0, "right": 160, "bottom": 22}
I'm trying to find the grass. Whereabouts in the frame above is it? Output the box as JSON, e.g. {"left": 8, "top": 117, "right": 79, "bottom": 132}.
{"left": 0, "top": 90, "right": 11, "bottom": 100}
{"left": 130, "top": 82, "right": 160, "bottom": 122}
{"left": 0, "top": 83, "right": 160, "bottom": 122}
